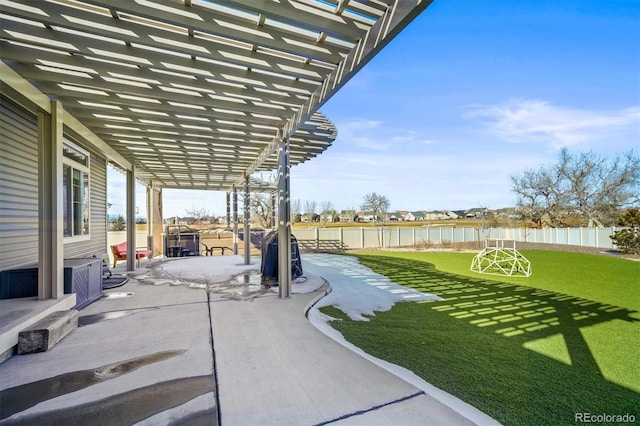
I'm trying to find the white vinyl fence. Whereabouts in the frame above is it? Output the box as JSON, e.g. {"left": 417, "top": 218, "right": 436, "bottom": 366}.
{"left": 107, "top": 226, "right": 623, "bottom": 263}
{"left": 291, "top": 226, "right": 623, "bottom": 250}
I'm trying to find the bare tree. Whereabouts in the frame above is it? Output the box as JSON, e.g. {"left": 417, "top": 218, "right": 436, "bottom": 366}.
{"left": 511, "top": 148, "right": 640, "bottom": 227}
{"left": 510, "top": 166, "right": 567, "bottom": 226}
{"left": 291, "top": 199, "right": 302, "bottom": 216}
{"left": 319, "top": 201, "right": 336, "bottom": 225}
{"left": 304, "top": 200, "right": 318, "bottom": 214}
{"left": 243, "top": 172, "right": 278, "bottom": 228}
{"left": 320, "top": 200, "right": 334, "bottom": 213}
{"left": 361, "top": 192, "right": 390, "bottom": 223}
{"left": 185, "top": 206, "right": 210, "bottom": 225}
{"left": 246, "top": 192, "right": 274, "bottom": 228}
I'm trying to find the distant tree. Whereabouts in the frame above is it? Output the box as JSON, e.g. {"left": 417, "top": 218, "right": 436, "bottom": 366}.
{"left": 610, "top": 208, "right": 640, "bottom": 254}
{"left": 185, "top": 206, "right": 210, "bottom": 225}
{"left": 320, "top": 201, "right": 334, "bottom": 213}
{"left": 361, "top": 192, "right": 390, "bottom": 223}
{"left": 291, "top": 199, "right": 302, "bottom": 217}
{"left": 247, "top": 191, "right": 274, "bottom": 228}
{"left": 304, "top": 200, "right": 318, "bottom": 214}
{"left": 511, "top": 148, "right": 640, "bottom": 227}
{"left": 111, "top": 214, "right": 126, "bottom": 231}
{"left": 320, "top": 201, "right": 335, "bottom": 225}
{"left": 244, "top": 172, "right": 278, "bottom": 228}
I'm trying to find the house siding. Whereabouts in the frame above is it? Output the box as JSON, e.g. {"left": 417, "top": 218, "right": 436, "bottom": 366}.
{"left": 0, "top": 96, "right": 109, "bottom": 271}
{"left": 0, "top": 97, "right": 39, "bottom": 270}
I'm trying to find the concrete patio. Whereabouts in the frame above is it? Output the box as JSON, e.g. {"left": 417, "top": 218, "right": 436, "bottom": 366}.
{"left": 0, "top": 254, "right": 499, "bottom": 425}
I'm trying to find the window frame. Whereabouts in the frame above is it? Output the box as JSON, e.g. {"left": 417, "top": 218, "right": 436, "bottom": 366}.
{"left": 62, "top": 139, "right": 91, "bottom": 242}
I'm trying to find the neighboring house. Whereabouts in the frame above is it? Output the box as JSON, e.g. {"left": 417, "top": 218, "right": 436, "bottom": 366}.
{"left": 301, "top": 212, "right": 318, "bottom": 223}
{"left": 358, "top": 211, "right": 377, "bottom": 222}
{"left": 339, "top": 210, "right": 357, "bottom": 222}
{"left": 320, "top": 210, "right": 337, "bottom": 223}
{"left": 497, "top": 207, "right": 521, "bottom": 219}
{"left": 405, "top": 211, "right": 427, "bottom": 221}
{"left": 465, "top": 208, "right": 490, "bottom": 219}
{"left": 424, "top": 210, "right": 450, "bottom": 221}
{"left": 387, "top": 212, "right": 404, "bottom": 221}
{"left": 445, "top": 211, "right": 460, "bottom": 220}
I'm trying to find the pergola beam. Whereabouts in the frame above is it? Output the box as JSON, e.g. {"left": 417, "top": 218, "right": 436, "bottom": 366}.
{"left": 2, "top": 0, "right": 432, "bottom": 191}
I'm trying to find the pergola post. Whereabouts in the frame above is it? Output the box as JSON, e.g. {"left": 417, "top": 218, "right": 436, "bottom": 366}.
{"left": 226, "top": 192, "right": 231, "bottom": 227}
{"left": 271, "top": 192, "right": 276, "bottom": 229}
{"left": 38, "top": 99, "right": 64, "bottom": 299}
{"left": 147, "top": 184, "right": 163, "bottom": 257}
{"left": 232, "top": 185, "right": 238, "bottom": 255}
{"left": 277, "top": 137, "right": 292, "bottom": 299}
{"left": 146, "top": 184, "right": 152, "bottom": 254}
{"left": 152, "top": 187, "right": 163, "bottom": 256}
{"left": 243, "top": 175, "right": 251, "bottom": 265}
{"left": 126, "top": 167, "right": 136, "bottom": 271}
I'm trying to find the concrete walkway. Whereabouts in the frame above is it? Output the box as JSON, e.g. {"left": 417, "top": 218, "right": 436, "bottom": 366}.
{"left": 0, "top": 254, "right": 498, "bottom": 425}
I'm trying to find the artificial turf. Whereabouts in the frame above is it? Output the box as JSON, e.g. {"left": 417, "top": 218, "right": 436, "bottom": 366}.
{"left": 319, "top": 251, "right": 640, "bottom": 426}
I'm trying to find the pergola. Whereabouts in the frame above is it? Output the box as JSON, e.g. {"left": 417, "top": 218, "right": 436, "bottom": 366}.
{"left": 1, "top": 0, "right": 432, "bottom": 296}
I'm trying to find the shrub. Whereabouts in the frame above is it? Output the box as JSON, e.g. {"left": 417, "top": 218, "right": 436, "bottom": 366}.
{"left": 110, "top": 214, "right": 126, "bottom": 231}
{"left": 610, "top": 208, "right": 640, "bottom": 254}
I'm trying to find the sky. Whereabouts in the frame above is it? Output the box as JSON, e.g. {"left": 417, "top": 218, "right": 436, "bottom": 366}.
{"left": 108, "top": 0, "right": 640, "bottom": 219}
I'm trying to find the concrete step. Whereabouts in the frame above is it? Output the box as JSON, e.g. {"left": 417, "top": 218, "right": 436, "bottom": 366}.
{"left": 17, "top": 310, "right": 78, "bottom": 355}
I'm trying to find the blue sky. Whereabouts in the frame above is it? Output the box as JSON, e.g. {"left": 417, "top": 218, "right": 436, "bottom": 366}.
{"left": 108, "top": 0, "right": 640, "bottom": 218}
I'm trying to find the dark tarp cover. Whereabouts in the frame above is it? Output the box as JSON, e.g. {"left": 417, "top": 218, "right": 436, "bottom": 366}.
{"left": 261, "top": 230, "right": 303, "bottom": 284}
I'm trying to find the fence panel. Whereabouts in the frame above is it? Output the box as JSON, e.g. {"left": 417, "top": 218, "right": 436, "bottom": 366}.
{"left": 412, "top": 228, "right": 430, "bottom": 244}
{"left": 557, "top": 228, "right": 568, "bottom": 245}
{"left": 360, "top": 228, "right": 378, "bottom": 248}
{"left": 452, "top": 228, "right": 465, "bottom": 243}
{"left": 399, "top": 228, "right": 415, "bottom": 246}
{"left": 439, "top": 227, "right": 453, "bottom": 243}
{"left": 465, "top": 227, "right": 478, "bottom": 242}
{"left": 342, "top": 228, "right": 363, "bottom": 249}
{"left": 107, "top": 225, "right": 621, "bottom": 262}
{"left": 292, "top": 229, "right": 315, "bottom": 240}
{"left": 566, "top": 228, "right": 580, "bottom": 245}
{"left": 317, "top": 228, "right": 342, "bottom": 241}
{"left": 598, "top": 227, "right": 614, "bottom": 249}
{"left": 383, "top": 227, "right": 398, "bottom": 248}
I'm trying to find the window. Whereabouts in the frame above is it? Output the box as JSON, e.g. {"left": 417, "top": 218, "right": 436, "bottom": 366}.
{"left": 63, "top": 141, "right": 90, "bottom": 237}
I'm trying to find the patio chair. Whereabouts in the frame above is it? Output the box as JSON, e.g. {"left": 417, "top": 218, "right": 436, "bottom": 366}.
{"left": 110, "top": 242, "right": 152, "bottom": 267}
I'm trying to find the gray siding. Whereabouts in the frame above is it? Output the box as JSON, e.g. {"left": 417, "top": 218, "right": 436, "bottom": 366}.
{"left": 0, "top": 96, "right": 110, "bottom": 271}
{"left": 63, "top": 147, "right": 108, "bottom": 259}
{"left": 0, "top": 98, "right": 39, "bottom": 270}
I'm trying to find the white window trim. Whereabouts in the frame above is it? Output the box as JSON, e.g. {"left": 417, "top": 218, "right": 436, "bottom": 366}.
{"left": 63, "top": 139, "right": 91, "bottom": 240}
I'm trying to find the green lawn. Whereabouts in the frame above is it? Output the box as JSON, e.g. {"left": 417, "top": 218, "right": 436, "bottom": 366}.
{"left": 320, "top": 251, "right": 640, "bottom": 426}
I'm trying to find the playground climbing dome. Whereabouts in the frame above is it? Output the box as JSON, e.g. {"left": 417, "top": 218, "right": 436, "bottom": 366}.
{"left": 471, "top": 239, "right": 531, "bottom": 277}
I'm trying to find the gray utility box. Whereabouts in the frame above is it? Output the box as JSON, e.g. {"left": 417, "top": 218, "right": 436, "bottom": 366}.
{"left": 0, "top": 258, "right": 102, "bottom": 310}
{"left": 63, "top": 258, "right": 102, "bottom": 310}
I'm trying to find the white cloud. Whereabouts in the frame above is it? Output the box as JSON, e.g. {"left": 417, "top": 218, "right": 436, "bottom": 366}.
{"left": 464, "top": 99, "right": 640, "bottom": 149}
{"left": 353, "top": 136, "right": 389, "bottom": 151}
{"left": 335, "top": 118, "right": 440, "bottom": 151}
{"left": 337, "top": 119, "right": 388, "bottom": 150}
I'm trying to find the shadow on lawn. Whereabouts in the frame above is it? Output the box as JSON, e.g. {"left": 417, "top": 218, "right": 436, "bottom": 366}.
{"left": 348, "top": 255, "right": 640, "bottom": 425}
